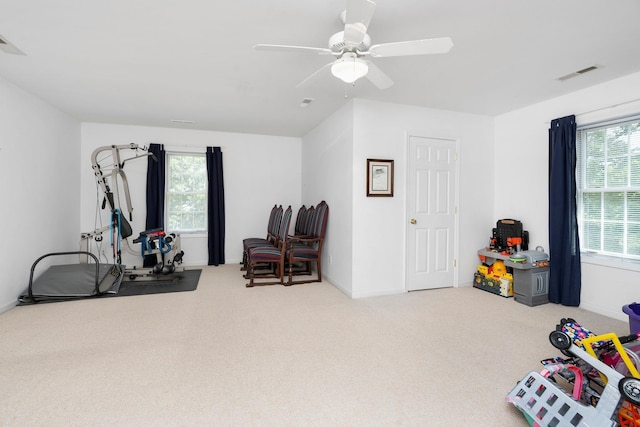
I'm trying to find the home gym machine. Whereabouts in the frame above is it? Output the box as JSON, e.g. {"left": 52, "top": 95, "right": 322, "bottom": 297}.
{"left": 80, "top": 143, "right": 184, "bottom": 280}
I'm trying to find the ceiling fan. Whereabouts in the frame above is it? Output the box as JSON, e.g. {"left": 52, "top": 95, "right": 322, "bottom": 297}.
{"left": 254, "top": 0, "right": 453, "bottom": 89}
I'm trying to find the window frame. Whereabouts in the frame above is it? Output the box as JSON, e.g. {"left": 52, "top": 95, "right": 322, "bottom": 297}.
{"left": 165, "top": 151, "right": 208, "bottom": 234}
{"left": 576, "top": 114, "right": 640, "bottom": 263}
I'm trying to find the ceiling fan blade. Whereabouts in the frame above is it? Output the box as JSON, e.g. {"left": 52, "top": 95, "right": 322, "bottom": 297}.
{"left": 343, "top": 0, "right": 376, "bottom": 47}
{"left": 254, "top": 44, "right": 333, "bottom": 55}
{"left": 296, "top": 62, "right": 334, "bottom": 89}
{"left": 368, "top": 37, "right": 453, "bottom": 58}
{"left": 365, "top": 61, "right": 394, "bottom": 89}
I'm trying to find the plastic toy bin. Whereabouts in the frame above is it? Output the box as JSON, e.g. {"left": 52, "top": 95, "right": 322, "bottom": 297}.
{"left": 623, "top": 303, "right": 640, "bottom": 335}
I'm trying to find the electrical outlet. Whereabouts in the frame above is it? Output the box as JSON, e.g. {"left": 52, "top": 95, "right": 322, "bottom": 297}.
{"left": 329, "top": 255, "right": 333, "bottom": 264}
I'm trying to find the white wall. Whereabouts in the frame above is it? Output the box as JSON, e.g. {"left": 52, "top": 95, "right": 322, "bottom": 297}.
{"left": 350, "top": 99, "right": 495, "bottom": 297}
{"left": 0, "top": 76, "right": 81, "bottom": 312}
{"left": 4, "top": 64, "right": 636, "bottom": 320}
{"left": 302, "top": 102, "right": 355, "bottom": 296}
{"left": 302, "top": 99, "right": 495, "bottom": 298}
{"left": 81, "top": 123, "right": 301, "bottom": 267}
{"left": 494, "top": 71, "right": 640, "bottom": 321}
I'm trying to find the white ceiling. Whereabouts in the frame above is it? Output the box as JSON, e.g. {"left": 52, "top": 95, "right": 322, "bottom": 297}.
{"left": 1, "top": 0, "right": 640, "bottom": 137}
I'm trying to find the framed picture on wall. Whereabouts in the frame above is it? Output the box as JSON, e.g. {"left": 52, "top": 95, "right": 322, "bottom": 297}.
{"left": 367, "top": 159, "right": 394, "bottom": 197}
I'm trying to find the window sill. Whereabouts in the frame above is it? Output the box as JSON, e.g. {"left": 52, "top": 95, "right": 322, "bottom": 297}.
{"left": 581, "top": 253, "right": 640, "bottom": 273}
{"left": 175, "top": 232, "right": 207, "bottom": 239}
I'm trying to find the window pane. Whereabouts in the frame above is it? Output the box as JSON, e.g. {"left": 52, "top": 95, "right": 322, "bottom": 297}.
{"left": 169, "top": 156, "right": 206, "bottom": 192}
{"left": 629, "top": 223, "right": 640, "bottom": 256}
{"left": 583, "top": 193, "right": 601, "bottom": 220}
{"left": 586, "top": 158, "right": 605, "bottom": 188}
{"left": 603, "top": 222, "right": 624, "bottom": 254}
{"left": 632, "top": 155, "right": 640, "bottom": 186}
{"left": 586, "top": 129, "right": 605, "bottom": 157}
{"left": 167, "top": 193, "right": 206, "bottom": 230}
{"left": 168, "top": 155, "right": 207, "bottom": 193}
{"left": 607, "top": 157, "right": 628, "bottom": 187}
{"left": 606, "top": 125, "right": 628, "bottom": 157}
{"left": 629, "top": 192, "right": 640, "bottom": 222}
{"left": 629, "top": 121, "right": 640, "bottom": 186}
{"left": 603, "top": 192, "right": 624, "bottom": 221}
{"left": 631, "top": 123, "right": 640, "bottom": 152}
{"left": 582, "top": 221, "right": 601, "bottom": 251}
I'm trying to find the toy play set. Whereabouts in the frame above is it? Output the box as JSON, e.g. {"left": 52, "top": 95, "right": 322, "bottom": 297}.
{"left": 474, "top": 219, "right": 550, "bottom": 305}
{"left": 506, "top": 317, "right": 640, "bottom": 426}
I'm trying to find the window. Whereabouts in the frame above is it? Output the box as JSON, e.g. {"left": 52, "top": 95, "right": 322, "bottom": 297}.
{"left": 166, "top": 153, "right": 207, "bottom": 232}
{"left": 576, "top": 116, "right": 640, "bottom": 260}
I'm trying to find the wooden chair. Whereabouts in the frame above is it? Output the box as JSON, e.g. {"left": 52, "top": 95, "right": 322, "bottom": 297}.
{"left": 241, "top": 205, "right": 282, "bottom": 271}
{"left": 246, "top": 206, "right": 293, "bottom": 287}
{"left": 286, "top": 201, "right": 329, "bottom": 286}
{"left": 287, "top": 204, "right": 314, "bottom": 276}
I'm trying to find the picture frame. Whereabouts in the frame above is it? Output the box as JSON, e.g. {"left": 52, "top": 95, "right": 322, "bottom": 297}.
{"left": 366, "top": 159, "right": 394, "bottom": 197}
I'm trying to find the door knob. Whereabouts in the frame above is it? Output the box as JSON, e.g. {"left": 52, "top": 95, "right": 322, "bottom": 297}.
{"left": 410, "top": 219, "right": 417, "bottom": 224}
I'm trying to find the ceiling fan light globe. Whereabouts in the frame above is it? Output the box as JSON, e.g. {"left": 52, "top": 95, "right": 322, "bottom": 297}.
{"left": 331, "top": 56, "right": 369, "bottom": 83}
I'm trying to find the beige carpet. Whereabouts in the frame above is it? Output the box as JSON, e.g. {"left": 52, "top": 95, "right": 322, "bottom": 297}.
{"left": 0, "top": 265, "right": 630, "bottom": 426}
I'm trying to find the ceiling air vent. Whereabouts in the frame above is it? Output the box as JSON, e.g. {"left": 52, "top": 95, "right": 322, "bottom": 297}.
{"left": 299, "top": 98, "right": 314, "bottom": 108}
{"left": 557, "top": 65, "right": 599, "bottom": 82}
{"left": 0, "top": 35, "right": 25, "bottom": 55}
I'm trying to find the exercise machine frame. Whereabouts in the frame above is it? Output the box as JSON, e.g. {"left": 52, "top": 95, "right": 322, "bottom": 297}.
{"left": 80, "top": 143, "right": 184, "bottom": 280}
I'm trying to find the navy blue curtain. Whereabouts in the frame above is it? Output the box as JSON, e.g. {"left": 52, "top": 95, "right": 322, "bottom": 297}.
{"left": 206, "top": 147, "right": 225, "bottom": 265}
{"left": 548, "top": 115, "right": 581, "bottom": 306}
{"left": 144, "top": 143, "right": 166, "bottom": 267}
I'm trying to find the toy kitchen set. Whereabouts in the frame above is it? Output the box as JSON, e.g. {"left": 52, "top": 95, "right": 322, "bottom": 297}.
{"left": 474, "top": 219, "right": 550, "bottom": 306}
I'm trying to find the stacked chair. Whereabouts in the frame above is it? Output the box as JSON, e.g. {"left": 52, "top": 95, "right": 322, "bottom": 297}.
{"left": 286, "top": 205, "right": 314, "bottom": 276}
{"left": 242, "top": 201, "right": 329, "bottom": 287}
{"left": 241, "top": 204, "right": 282, "bottom": 272}
{"left": 245, "top": 206, "right": 292, "bottom": 287}
{"left": 286, "top": 201, "right": 329, "bottom": 285}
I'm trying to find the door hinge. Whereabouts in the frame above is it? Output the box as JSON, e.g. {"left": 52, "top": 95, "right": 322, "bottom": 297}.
{"left": 453, "top": 259, "right": 457, "bottom": 268}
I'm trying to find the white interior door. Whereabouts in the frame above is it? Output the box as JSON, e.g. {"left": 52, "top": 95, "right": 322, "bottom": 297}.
{"left": 406, "top": 135, "right": 458, "bottom": 291}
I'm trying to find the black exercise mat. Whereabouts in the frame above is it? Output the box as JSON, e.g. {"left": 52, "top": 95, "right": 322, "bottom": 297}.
{"left": 18, "top": 269, "right": 201, "bottom": 305}
{"left": 18, "top": 263, "right": 123, "bottom": 305}
{"left": 116, "top": 269, "right": 201, "bottom": 296}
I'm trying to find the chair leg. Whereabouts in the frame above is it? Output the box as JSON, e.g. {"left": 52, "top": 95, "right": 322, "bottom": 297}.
{"left": 240, "top": 251, "right": 247, "bottom": 271}
{"left": 277, "top": 261, "right": 285, "bottom": 285}
{"left": 316, "top": 260, "right": 322, "bottom": 282}
{"left": 246, "top": 263, "right": 255, "bottom": 287}
{"left": 287, "top": 259, "right": 294, "bottom": 285}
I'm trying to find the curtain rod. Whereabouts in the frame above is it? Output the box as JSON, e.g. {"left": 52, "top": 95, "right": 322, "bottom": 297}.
{"left": 151, "top": 143, "right": 225, "bottom": 151}
{"left": 575, "top": 97, "right": 640, "bottom": 117}
{"left": 543, "top": 97, "right": 640, "bottom": 125}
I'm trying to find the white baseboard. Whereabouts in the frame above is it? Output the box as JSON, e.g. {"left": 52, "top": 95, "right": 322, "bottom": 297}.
{"left": 182, "top": 258, "right": 241, "bottom": 267}
{"left": 0, "top": 299, "right": 17, "bottom": 315}
{"left": 352, "top": 288, "right": 407, "bottom": 299}
{"left": 580, "top": 302, "right": 628, "bottom": 322}
{"left": 323, "top": 273, "right": 351, "bottom": 298}
{"left": 456, "top": 280, "right": 474, "bottom": 288}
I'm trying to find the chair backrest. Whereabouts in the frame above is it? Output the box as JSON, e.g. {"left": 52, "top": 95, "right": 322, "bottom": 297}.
{"left": 266, "top": 204, "right": 278, "bottom": 232}
{"left": 310, "top": 201, "right": 329, "bottom": 239}
{"left": 294, "top": 205, "right": 307, "bottom": 235}
{"left": 277, "top": 206, "right": 293, "bottom": 244}
{"left": 302, "top": 205, "right": 315, "bottom": 235}
{"left": 268, "top": 205, "right": 283, "bottom": 238}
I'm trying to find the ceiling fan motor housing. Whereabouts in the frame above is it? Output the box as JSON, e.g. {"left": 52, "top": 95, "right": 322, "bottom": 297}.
{"left": 329, "top": 31, "right": 371, "bottom": 55}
